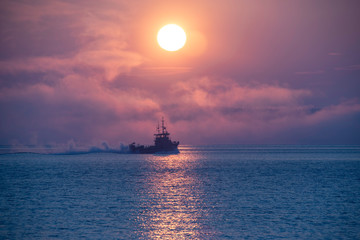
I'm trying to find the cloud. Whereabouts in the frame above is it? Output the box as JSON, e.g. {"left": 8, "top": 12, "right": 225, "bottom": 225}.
{"left": 0, "top": 78, "right": 161, "bottom": 145}
{"left": 302, "top": 99, "right": 360, "bottom": 125}
{"left": 335, "top": 64, "right": 360, "bottom": 71}
{"left": 295, "top": 70, "right": 324, "bottom": 75}
{"left": 1, "top": 74, "right": 359, "bottom": 146}
{"left": 0, "top": 0, "right": 153, "bottom": 146}
{"left": 159, "top": 77, "right": 360, "bottom": 144}
{"left": 138, "top": 67, "right": 193, "bottom": 76}
{"left": 166, "top": 77, "right": 303, "bottom": 124}
{"left": 170, "top": 77, "right": 310, "bottom": 109}
{"left": 1, "top": 0, "right": 359, "bottom": 146}
{"left": 0, "top": 49, "right": 143, "bottom": 81}
{"left": 0, "top": 1, "right": 144, "bottom": 81}
{"left": 328, "top": 52, "right": 342, "bottom": 56}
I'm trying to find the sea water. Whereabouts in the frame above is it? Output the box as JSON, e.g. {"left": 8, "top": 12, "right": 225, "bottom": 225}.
{"left": 1, "top": 145, "right": 360, "bottom": 239}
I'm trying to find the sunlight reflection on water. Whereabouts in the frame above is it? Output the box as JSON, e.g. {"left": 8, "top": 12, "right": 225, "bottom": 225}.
{"left": 137, "top": 153, "right": 211, "bottom": 239}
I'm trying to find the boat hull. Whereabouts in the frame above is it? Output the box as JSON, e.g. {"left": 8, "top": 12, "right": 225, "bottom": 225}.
{"left": 129, "top": 143, "right": 179, "bottom": 154}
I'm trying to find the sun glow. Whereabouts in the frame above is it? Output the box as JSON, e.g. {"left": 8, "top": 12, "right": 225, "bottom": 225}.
{"left": 157, "top": 24, "right": 187, "bottom": 51}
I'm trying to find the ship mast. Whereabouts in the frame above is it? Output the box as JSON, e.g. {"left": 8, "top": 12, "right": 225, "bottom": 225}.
{"left": 162, "top": 117, "right": 165, "bottom": 134}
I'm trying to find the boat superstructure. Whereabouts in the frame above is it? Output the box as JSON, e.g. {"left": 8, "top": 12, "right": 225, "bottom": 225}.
{"left": 129, "top": 118, "right": 179, "bottom": 154}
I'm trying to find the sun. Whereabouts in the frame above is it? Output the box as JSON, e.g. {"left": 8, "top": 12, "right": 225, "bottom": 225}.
{"left": 157, "top": 24, "right": 187, "bottom": 51}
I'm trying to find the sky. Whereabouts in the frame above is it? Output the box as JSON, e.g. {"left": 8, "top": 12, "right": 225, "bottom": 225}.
{"left": 0, "top": 0, "right": 359, "bottom": 149}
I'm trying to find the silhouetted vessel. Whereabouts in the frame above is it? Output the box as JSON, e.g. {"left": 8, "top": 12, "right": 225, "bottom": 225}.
{"left": 129, "top": 118, "right": 179, "bottom": 154}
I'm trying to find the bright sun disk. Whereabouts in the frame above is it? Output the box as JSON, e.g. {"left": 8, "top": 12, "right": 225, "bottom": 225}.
{"left": 157, "top": 24, "right": 186, "bottom": 51}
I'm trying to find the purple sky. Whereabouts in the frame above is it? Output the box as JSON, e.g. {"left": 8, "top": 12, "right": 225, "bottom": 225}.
{"left": 0, "top": 0, "right": 359, "bottom": 148}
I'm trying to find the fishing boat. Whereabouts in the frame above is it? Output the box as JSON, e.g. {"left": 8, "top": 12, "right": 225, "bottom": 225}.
{"left": 129, "top": 118, "right": 179, "bottom": 154}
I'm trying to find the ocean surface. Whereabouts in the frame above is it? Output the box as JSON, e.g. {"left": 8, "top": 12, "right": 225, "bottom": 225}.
{"left": 1, "top": 145, "right": 360, "bottom": 239}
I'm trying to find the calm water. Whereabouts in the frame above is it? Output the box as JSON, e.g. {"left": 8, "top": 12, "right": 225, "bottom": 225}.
{"left": 1, "top": 145, "right": 360, "bottom": 239}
